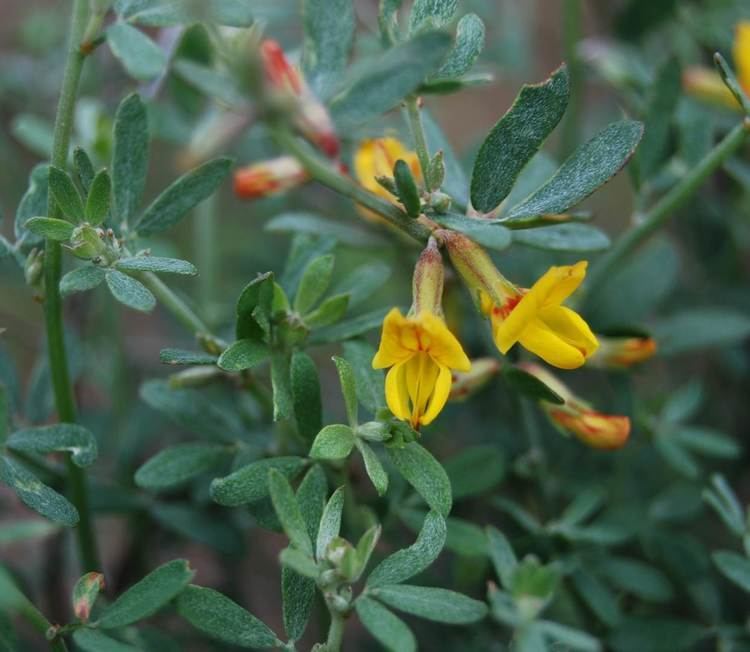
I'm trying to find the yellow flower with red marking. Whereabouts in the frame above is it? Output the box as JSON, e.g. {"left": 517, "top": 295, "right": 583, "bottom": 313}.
{"left": 521, "top": 363, "right": 630, "bottom": 450}
{"left": 373, "top": 240, "right": 470, "bottom": 428}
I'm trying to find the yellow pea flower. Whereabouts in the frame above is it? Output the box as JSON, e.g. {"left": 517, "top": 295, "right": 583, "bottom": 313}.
{"left": 441, "top": 230, "right": 597, "bottom": 370}
{"left": 373, "top": 240, "right": 470, "bottom": 428}
{"left": 354, "top": 137, "right": 422, "bottom": 220}
{"left": 521, "top": 363, "right": 630, "bottom": 450}
{"left": 733, "top": 21, "right": 750, "bottom": 94}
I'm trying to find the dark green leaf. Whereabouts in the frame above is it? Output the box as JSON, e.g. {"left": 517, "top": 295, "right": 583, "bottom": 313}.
{"left": 210, "top": 457, "right": 306, "bottom": 506}
{"left": 538, "top": 620, "right": 601, "bottom": 652}
{"left": 107, "top": 22, "right": 167, "bottom": 81}
{"left": 217, "top": 339, "right": 270, "bottom": 372}
{"left": 269, "top": 469, "right": 313, "bottom": 555}
{"left": 653, "top": 309, "right": 750, "bottom": 355}
{"left": 435, "top": 13, "right": 485, "bottom": 79}
{"left": 368, "top": 511, "right": 446, "bottom": 587}
{"left": 24, "top": 217, "right": 74, "bottom": 241}
{"left": 159, "top": 348, "right": 218, "bottom": 365}
{"left": 487, "top": 526, "right": 517, "bottom": 588}
{"left": 330, "top": 31, "right": 453, "bottom": 129}
{"left": 342, "top": 340, "right": 385, "bottom": 414}
{"left": 445, "top": 516, "right": 487, "bottom": 557}
{"left": 271, "top": 351, "right": 294, "bottom": 421}
{"left": 177, "top": 585, "right": 280, "bottom": 648}
{"left": 316, "top": 487, "right": 345, "bottom": 560}
{"left": 295, "top": 254, "right": 334, "bottom": 314}
{"left": 0, "top": 456, "right": 78, "bottom": 526}
{"left": 444, "top": 446, "right": 505, "bottom": 499}
{"left": 371, "top": 585, "right": 487, "bottom": 624}
{"left": 282, "top": 567, "right": 315, "bottom": 641}
{"left": 112, "top": 93, "right": 149, "bottom": 223}
{"left": 387, "top": 442, "right": 452, "bottom": 516}
{"left": 512, "top": 224, "right": 610, "bottom": 252}
{"left": 73, "top": 630, "right": 139, "bottom": 652}
{"left": 712, "top": 551, "right": 750, "bottom": 593}
{"left": 431, "top": 213, "right": 512, "bottom": 251}
{"left": 394, "top": 159, "right": 421, "bottom": 216}
{"left": 332, "top": 355, "right": 358, "bottom": 426}
{"left": 6, "top": 424, "right": 97, "bottom": 467}
{"left": 356, "top": 440, "right": 389, "bottom": 496}
{"left": 506, "top": 120, "right": 643, "bottom": 220}
{"left": 596, "top": 557, "right": 673, "bottom": 602}
{"left": 304, "top": 294, "right": 349, "bottom": 328}
{"left": 48, "top": 166, "right": 84, "bottom": 221}
{"left": 471, "top": 65, "right": 569, "bottom": 213}
{"left": 106, "top": 270, "right": 156, "bottom": 312}
{"left": 97, "top": 560, "right": 194, "bottom": 628}
{"left": 302, "top": 0, "right": 355, "bottom": 97}
{"left": 409, "top": 0, "right": 458, "bottom": 34}
{"left": 279, "top": 549, "right": 319, "bottom": 578}
{"left": 571, "top": 570, "right": 621, "bottom": 627}
{"left": 15, "top": 164, "right": 48, "bottom": 246}
{"left": 608, "top": 617, "right": 707, "bottom": 652}
{"left": 135, "top": 443, "right": 230, "bottom": 491}
{"left": 235, "top": 272, "right": 274, "bottom": 341}
{"left": 85, "top": 170, "right": 111, "bottom": 225}
{"left": 310, "top": 424, "right": 355, "bottom": 460}
{"left": 135, "top": 157, "right": 232, "bottom": 236}
{"left": 502, "top": 365, "right": 564, "bottom": 404}
{"left": 291, "top": 351, "right": 323, "bottom": 442}
{"left": 356, "top": 597, "right": 416, "bottom": 652}
{"left": 150, "top": 503, "right": 244, "bottom": 555}
{"left": 73, "top": 148, "right": 95, "bottom": 194}
{"left": 115, "top": 256, "right": 197, "bottom": 275}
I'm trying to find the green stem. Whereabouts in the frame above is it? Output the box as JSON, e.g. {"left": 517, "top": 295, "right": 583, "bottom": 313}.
{"left": 560, "top": 0, "right": 583, "bottom": 157}
{"left": 584, "top": 119, "right": 750, "bottom": 300}
{"left": 273, "top": 129, "right": 431, "bottom": 243}
{"left": 405, "top": 96, "right": 432, "bottom": 189}
{"left": 138, "top": 272, "right": 210, "bottom": 335}
{"left": 324, "top": 610, "right": 346, "bottom": 652}
{"left": 19, "top": 601, "right": 69, "bottom": 651}
{"left": 44, "top": 0, "right": 100, "bottom": 573}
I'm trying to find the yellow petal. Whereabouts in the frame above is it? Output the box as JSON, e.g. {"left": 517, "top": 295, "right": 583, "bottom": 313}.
{"left": 518, "top": 320, "right": 587, "bottom": 369}
{"left": 373, "top": 308, "right": 413, "bottom": 369}
{"left": 493, "top": 292, "right": 540, "bottom": 353}
{"left": 385, "top": 361, "right": 411, "bottom": 421}
{"left": 734, "top": 21, "right": 750, "bottom": 94}
{"left": 421, "top": 364, "right": 452, "bottom": 426}
{"left": 536, "top": 261, "right": 588, "bottom": 308}
{"left": 538, "top": 305, "right": 599, "bottom": 359}
{"left": 405, "top": 352, "right": 440, "bottom": 426}
{"left": 420, "top": 312, "right": 471, "bottom": 372}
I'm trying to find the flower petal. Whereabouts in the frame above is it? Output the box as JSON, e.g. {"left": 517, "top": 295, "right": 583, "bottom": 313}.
{"left": 421, "top": 364, "right": 452, "bottom": 426}
{"left": 518, "top": 320, "right": 587, "bottom": 369}
{"left": 535, "top": 261, "right": 588, "bottom": 308}
{"left": 405, "top": 352, "right": 440, "bottom": 426}
{"left": 420, "top": 312, "right": 471, "bottom": 371}
{"left": 734, "top": 20, "right": 750, "bottom": 94}
{"left": 385, "top": 362, "right": 411, "bottom": 421}
{"left": 538, "top": 305, "right": 599, "bottom": 359}
{"left": 372, "top": 308, "right": 413, "bottom": 369}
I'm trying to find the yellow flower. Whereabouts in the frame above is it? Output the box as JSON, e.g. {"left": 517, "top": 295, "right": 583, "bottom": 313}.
{"left": 354, "top": 138, "right": 421, "bottom": 220}
{"left": 734, "top": 21, "right": 750, "bottom": 94}
{"left": 373, "top": 308, "right": 471, "bottom": 428}
{"left": 483, "top": 262, "right": 598, "bottom": 370}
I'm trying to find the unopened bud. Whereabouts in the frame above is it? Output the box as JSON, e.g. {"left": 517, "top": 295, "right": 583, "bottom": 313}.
{"left": 72, "top": 572, "right": 105, "bottom": 622}
{"left": 411, "top": 237, "right": 444, "bottom": 316}
{"left": 234, "top": 156, "right": 309, "bottom": 199}
{"left": 357, "top": 421, "right": 391, "bottom": 442}
{"left": 429, "top": 191, "right": 452, "bottom": 213}
{"left": 449, "top": 358, "right": 500, "bottom": 401}
{"left": 24, "top": 248, "right": 44, "bottom": 288}
{"left": 168, "top": 366, "right": 223, "bottom": 388}
{"left": 68, "top": 224, "right": 106, "bottom": 260}
{"left": 589, "top": 335, "right": 657, "bottom": 369}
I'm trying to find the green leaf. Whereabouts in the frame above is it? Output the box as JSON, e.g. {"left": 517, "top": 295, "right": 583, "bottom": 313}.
{"left": 235, "top": 272, "right": 274, "bottom": 341}
{"left": 559, "top": 488, "right": 606, "bottom": 526}
{"left": 444, "top": 516, "right": 487, "bottom": 557}
{"left": 310, "top": 424, "right": 355, "bottom": 460}
{"left": 85, "top": 169, "right": 111, "bottom": 225}
{"left": 291, "top": 352, "right": 323, "bottom": 443}
{"left": 430, "top": 213, "right": 512, "bottom": 251}
{"left": 217, "top": 339, "right": 270, "bottom": 372}
{"left": 571, "top": 570, "right": 621, "bottom": 627}
{"left": 15, "top": 164, "right": 49, "bottom": 246}
{"left": 73, "top": 630, "right": 139, "bottom": 652}
{"left": 0, "top": 520, "right": 58, "bottom": 544}
{"left": 506, "top": 120, "right": 643, "bottom": 220}
{"left": 271, "top": 351, "right": 294, "bottom": 421}
{"left": 330, "top": 31, "right": 453, "bottom": 129}
{"left": 371, "top": 585, "right": 487, "bottom": 624}
{"left": 280, "top": 548, "right": 319, "bottom": 578}
{"left": 159, "top": 348, "right": 218, "bottom": 365}
{"left": 304, "top": 294, "right": 349, "bottom": 328}
{"left": 173, "top": 59, "right": 245, "bottom": 107}
{"left": 115, "top": 256, "right": 197, "bottom": 275}
{"left": 269, "top": 469, "right": 313, "bottom": 555}
{"left": 312, "top": 307, "right": 389, "bottom": 344}
{"left": 356, "top": 440, "right": 389, "bottom": 496}
{"left": 342, "top": 340, "right": 385, "bottom": 414}
{"left": 282, "top": 566, "right": 315, "bottom": 641}
{"left": 135, "top": 157, "right": 232, "bottom": 236}
{"left": 265, "top": 212, "right": 387, "bottom": 247}
{"left": 211, "top": 457, "right": 306, "bottom": 507}
{"left": 444, "top": 446, "right": 505, "bottom": 500}
{"left": 368, "top": 511, "right": 446, "bottom": 587}
{"left": 106, "top": 270, "right": 156, "bottom": 312}
{"left": 112, "top": 93, "right": 149, "bottom": 223}
{"left": 672, "top": 427, "right": 740, "bottom": 459}
{"left": 502, "top": 365, "right": 564, "bottom": 404}
{"left": 409, "top": 0, "right": 458, "bottom": 34}
{"left": 24, "top": 217, "right": 74, "bottom": 241}
{"left": 653, "top": 309, "right": 750, "bottom": 355}
{"left": 0, "top": 456, "right": 78, "bottom": 526}
{"left": 135, "top": 443, "right": 230, "bottom": 491}
{"left": 435, "top": 13, "right": 485, "bottom": 79}
{"left": 512, "top": 224, "right": 610, "bottom": 252}
{"left": 177, "top": 585, "right": 280, "bottom": 648}
{"left": 356, "top": 597, "right": 416, "bottom": 652}
{"left": 72, "top": 572, "right": 105, "bottom": 622}
{"left": 595, "top": 557, "right": 673, "bottom": 603}
{"left": 471, "top": 65, "right": 569, "bottom": 213}
{"left": 6, "top": 424, "right": 97, "bottom": 467}
{"left": 294, "top": 254, "right": 334, "bottom": 314}
{"left": 332, "top": 355, "right": 359, "bottom": 426}
{"left": 713, "top": 551, "right": 750, "bottom": 593}
{"left": 123, "top": 0, "right": 255, "bottom": 27}
{"left": 316, "top": 486, "right": 345, "bottom": 560}
{"left": 487, "top": 526, "right": 518, "bottom": 588}
{"left": 150, "top": 503, "right": 243, "bottom": 555}
{"left": 97, "top": 559, "right": 194, "bottom": 628}
{"left": 394, "top": 159, "right": 421, "bottom": 216}
{"left": 48, "top": 166, "right": 84, "bottom": 221}
{"left": 387, "top": 442, "right": 452, "bottom": 516}
{"left": 714, "top": 52, "right": 750, "bottom": 115}
{"left": 107, "top": 22, "right": 167, "bottom": 81}
{"left": 538, "top": 621, "right": 601, "bottom": 652}
{"left": 703, "top": 474, "right": 745, "bottom": 537}
{"left": 73, "top": 147, "right": 96, "bottom": 193}
{"left": 608, "top": 617, "right": 708, "bottom": 652}
{"left": 302, "top": 0, "right": 355, "bottom": 97}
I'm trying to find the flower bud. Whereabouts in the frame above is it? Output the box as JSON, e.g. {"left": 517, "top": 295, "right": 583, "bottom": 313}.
{"left": 24, "top": 248, "right": 44, "bottom": 288}
{"left": 233, "top": 156, "right": 309, "bottom": 199}
{"left": 449, "top": 358, "right": 500, "bottom": 401}
{"left": 589, "top": 335, "right": 657, "bottom": 369}
{"left": 72, "top": 572, "right": 105, "bottom": 622}
{"left": 68, "top": 224, "right": 106, "bottom": 260}
{"left": 411, "top": 238, "right": 444, "bottom": 316}
{"left": 168, "top": 366, "right": 224, "bottom": 389}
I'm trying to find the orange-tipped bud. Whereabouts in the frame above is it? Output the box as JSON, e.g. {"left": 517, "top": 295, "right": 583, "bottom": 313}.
{"left": 589, "top": 335, "right": 657, "bottom": 369}
{"left": 73, "top": 572, "right": 105, "bottom": 622}
{"left": 449, "top": 358, "right": 500, "bottom": 401}
{"left": 520, "top": 362, "right": 630, "bottom": 450}
{"left": 260, "top": 39, "right": 304, "bottom": 95}
{"left": 233, "top": 156, "right": 309, "bottom": 199}
{"left": 411, "top": 238, "right": 444, "bottom": 316}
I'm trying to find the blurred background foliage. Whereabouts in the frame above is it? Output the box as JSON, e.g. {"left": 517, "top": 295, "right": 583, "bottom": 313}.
{"left": 1, "top": 0, "right": 750, "bottom": 650}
